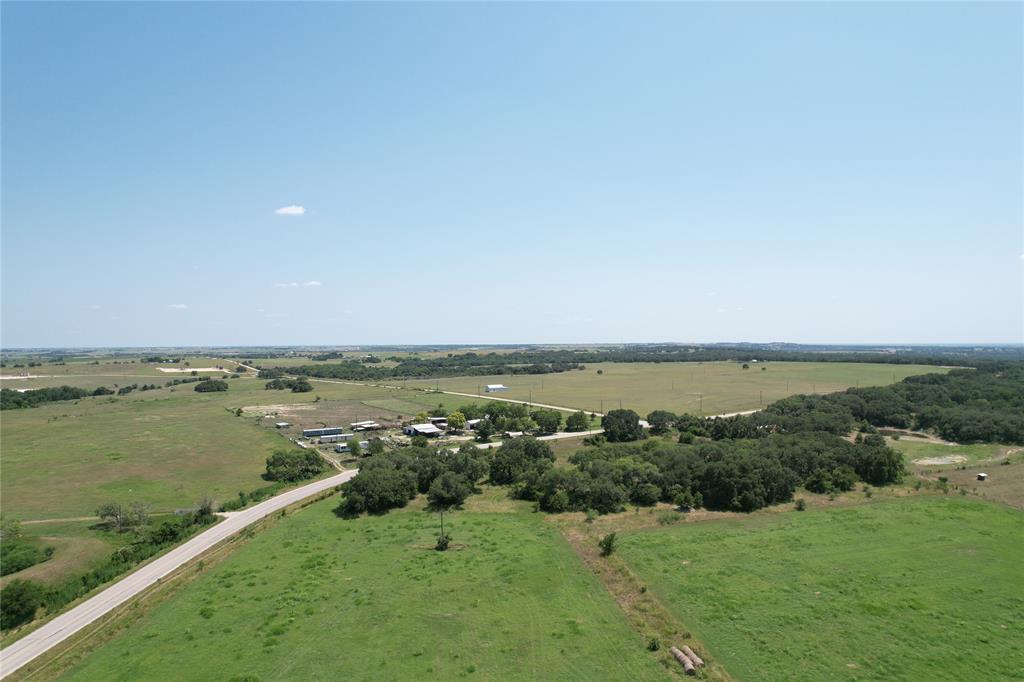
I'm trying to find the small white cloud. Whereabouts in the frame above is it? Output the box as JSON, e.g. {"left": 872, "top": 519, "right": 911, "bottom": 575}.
{"left": 274, "top": 205, "right": 306, "bottom": 216}
{"left": 274, "top": 282, "right": 299, "bottom": 288}
{"left": 302, "top": 280, "right": 321, "bottom": 287}
{"left": 169, "top": 303, "right": 187, "bottom": 309}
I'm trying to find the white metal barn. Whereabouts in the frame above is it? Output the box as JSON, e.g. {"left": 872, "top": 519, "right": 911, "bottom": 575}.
{"left": 485, "top": 384, "right": 509, "bottom": 393}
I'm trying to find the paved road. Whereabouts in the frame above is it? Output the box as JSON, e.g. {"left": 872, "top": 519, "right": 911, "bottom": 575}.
{"left": 0, "top": 470, "right": 357, "bottom": 679}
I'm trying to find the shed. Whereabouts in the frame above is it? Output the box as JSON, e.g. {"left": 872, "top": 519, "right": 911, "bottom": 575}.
{"left": 466, "top": 418, "right": 482, "bottom": 430}
{"left": 403, "top": 423, "right": 443, "bottom": 437}
{"left": 977, "top": 472, "right": 988, "bottom": 481}
{"left": 428, "top": 416, "right": 448, "bottom": 427}
{"left": 275, "top": 422, "right": 290, "bottom": 429}
{"left": 485, "top": 384, "right": 509, "bottom": 393}
{"left": 320, "top": 433, "right": 354, "bottom": 443}
{"left": 302, "top": 426, "right": 344, "bottom": 438}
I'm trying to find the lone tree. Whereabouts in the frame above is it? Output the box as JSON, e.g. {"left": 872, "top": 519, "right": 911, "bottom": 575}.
{"left": 602, "top": 409, "right": 645, "bottom": 442}
{"left": 96, "top": 501, "right": 150, "bottom": 532}
{"left": 427, "top": 472, "right": 472, "bottom": 509}
{"left": 646, "top": 410, "right": 677, "bottom": 435}
{"left": 565, "top": 411, "right": 590, "bottom": 432}
{"left": 531, "top": 409, "right": 563, "bottom": 434}
{"left": 446, "top": 411, "right": 467, "bottom": 432}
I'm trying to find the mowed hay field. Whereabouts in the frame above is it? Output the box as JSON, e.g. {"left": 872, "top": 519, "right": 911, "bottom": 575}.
{"left": 618, "top": 497, "right": 1024, "bottom": 681}
{"left": 60, "top": 499, "right": 666, "bottom": 682}
{"left": 404, "top": 362, "right": 944, "bottom": 415}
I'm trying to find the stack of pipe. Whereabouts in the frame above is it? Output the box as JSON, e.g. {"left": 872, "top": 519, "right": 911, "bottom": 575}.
{"left": 669, "top": 647, "right": 696, "bottom": 675}
{"left": 682, "top": 645, "right": 705, "bottom": 668}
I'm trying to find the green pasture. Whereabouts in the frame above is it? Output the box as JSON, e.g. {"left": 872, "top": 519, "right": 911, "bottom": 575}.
{"left": 0, "top": 377, "right": 407, "bottom": 522}
{"left": 404, "top": 362, "right": 944, "bottom": 415}
{"left": 618, "top": 497, "right": 1024, "bottom": 681}
{"left": 61, "top": 499, "right": 665, "bottom": 682}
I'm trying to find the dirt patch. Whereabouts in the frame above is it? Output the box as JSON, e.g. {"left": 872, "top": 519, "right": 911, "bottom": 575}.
{"left": 241, "top": 404, "right": 319, "bottom": 416}
{"left": 155, "top": 367, "right": 229, "bottom": 373}
{"left": 913, "top": 455, "right": 968, "bottom": 466}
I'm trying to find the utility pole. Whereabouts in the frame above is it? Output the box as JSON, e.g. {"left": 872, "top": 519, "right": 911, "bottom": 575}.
{"left": 439, "top": 509, "right": 444, "bottom": 540}
{"left": 619, "top": 399, "right": 622, "bottom": 410}
{"left": 600, "top": 399, "right": 604, "bottom": 414}
{"left": 699, "top": 393, "right": 703, "bottom": 415}
{"left": 759, "top": 390, "right": 763, "bottom": 407}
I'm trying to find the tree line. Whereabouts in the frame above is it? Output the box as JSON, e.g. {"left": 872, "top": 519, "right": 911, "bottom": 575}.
{"left": 249, "top": 346, "right": 1022, "bottom": 382}
{"left": 680, "top": 365, "right": 1024, "bottom": 445}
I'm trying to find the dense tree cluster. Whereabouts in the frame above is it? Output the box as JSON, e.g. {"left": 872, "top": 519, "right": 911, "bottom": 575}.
{"left": 530, "top": 432, "right": 902, "bottom": 515}
{"left": 193, "top": 379, "right": 229, "bottom": 393}
{"left": 335, "top": 443, "right": 490, "bottom": 517}
{"left": 677, "top": 366, "right": 1024, "bottom": 444}
{"left": 454, "top": 401, "right": 539, "bottom": 436}
{"left": 263, "top": 450, "right": 328, "bottom": 482}
{"left": 250, "top": 345, "right": 1024, "bottom": 382}
{"left": 264, "top": 377, "right": 313, "bottom": 392}
{"left": 0, "top": 385, "right": 107, "bottom": 410}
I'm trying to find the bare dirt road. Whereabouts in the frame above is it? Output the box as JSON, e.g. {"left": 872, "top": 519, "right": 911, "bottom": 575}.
{"left": 0, "top": 470, "right": 357, "bottom": 679}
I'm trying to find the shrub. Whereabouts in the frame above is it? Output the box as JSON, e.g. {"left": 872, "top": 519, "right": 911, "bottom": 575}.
{"left": 658, "top": 511, "right": 682, "bottom": 526}
{"left": 794, "top": 498, "right": 807, "bottom": 511}
{"left": 0, "top": 579, "right": 45, "bottom": 630}
{"left": 435, "top": 532, "right": 451, "bottom": 552}
{"left": 598, "top": 532, "right": 617, "bottom": 557}
{"left": 647, "top": 637, "right": 661, "bottom": 651}
{"left": 0, "top": 540, "right": 51, "bottom": 576}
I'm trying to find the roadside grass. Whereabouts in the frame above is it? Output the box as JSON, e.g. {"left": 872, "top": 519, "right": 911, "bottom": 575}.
{"left": 58, "top": 499, "right": 666, "bottom": 682}
{"left": 403, "top": 361, "right": 944, "bottom": 416}
{"left": 616, "top": 497, "right": 1024, "bottom": 681}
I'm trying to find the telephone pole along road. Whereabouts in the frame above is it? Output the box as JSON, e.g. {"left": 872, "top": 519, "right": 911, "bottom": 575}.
{"left": 0, "top": 470, "right": 357, "bottom": 680}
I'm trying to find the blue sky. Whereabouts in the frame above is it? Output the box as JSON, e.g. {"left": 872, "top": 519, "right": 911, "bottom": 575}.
{"left": 2, "top": 2, "right": 1021, "bottom": 347}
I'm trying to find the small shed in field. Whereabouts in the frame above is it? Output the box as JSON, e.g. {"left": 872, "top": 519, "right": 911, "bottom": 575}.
{"left": 485, "top": 384, "right": 509, "bottom": 393}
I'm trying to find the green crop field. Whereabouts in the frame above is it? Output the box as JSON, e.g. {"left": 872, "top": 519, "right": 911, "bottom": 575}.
{"left": 60, "top": 498, "right": 665, "bottom": 682}
{"left": 404, "top": 361, "right": 944, "bottom": 415}
{"left": 618, "top": 497, "right": 1024, "bottom": 681}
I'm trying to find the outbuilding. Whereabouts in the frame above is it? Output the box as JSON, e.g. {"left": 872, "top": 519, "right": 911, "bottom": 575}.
{"left": 485, "top": 384, "right": 509, "bottom": 393}
{"left": 977, "top": 472, "right": 988, "bottom": 481}
{"left": 303, "top": 426, "right": 344, "bottom": 438}
{"left": 275, "top": 422, "right": 290, "bottom": 429}
{"left": 466, "top": 418, "right": 482, "bottom": 430}
{"left": 320, "top": 433, "right": 354, "bottom": 443}
{"left": 403, "top": 423, "right": 444, "bottom": 437}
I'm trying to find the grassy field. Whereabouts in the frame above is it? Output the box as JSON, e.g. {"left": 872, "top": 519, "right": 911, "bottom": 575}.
{"left": 617, "top": 497, "right": 1024, "bottom": 681}
{"left": 59, "top": 498, "right": 666, "bottom": 682}
{"left": 891, "top": 438, "right": 1014, "bottom": 465}
{"left": 404, "top": 362, "right": 944, "bottom": 415}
